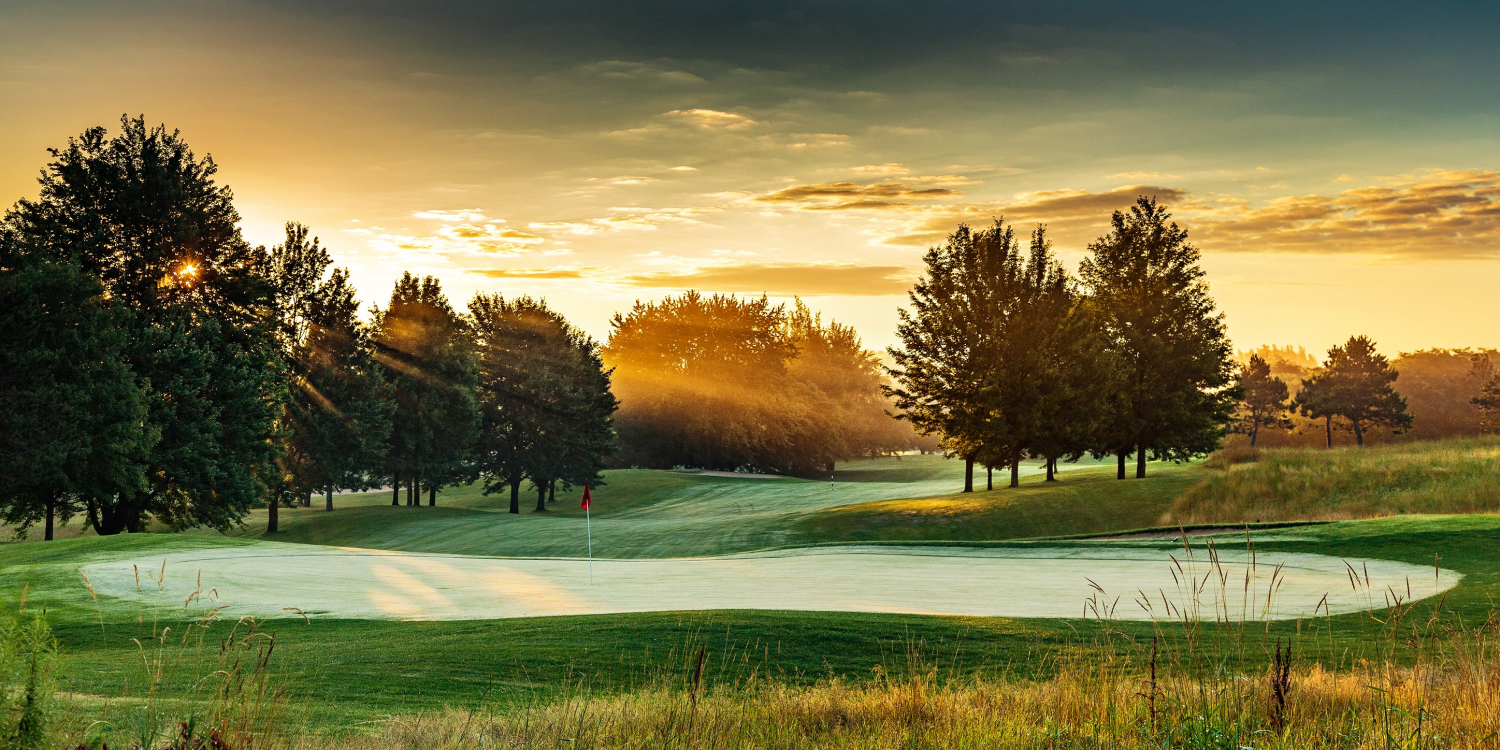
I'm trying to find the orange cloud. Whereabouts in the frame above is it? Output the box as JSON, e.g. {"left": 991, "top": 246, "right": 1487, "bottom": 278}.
{"left": 755, "top": 180, "right": 964, "bottom": 207}
{"left": 881, "top": 184, "right": 1185, "bottom": 247}
{"left": 467, "top": 267, "right": 589, "bottom": 279}
{"left": 623, "top": 262, "right": 914, "bottom": 296}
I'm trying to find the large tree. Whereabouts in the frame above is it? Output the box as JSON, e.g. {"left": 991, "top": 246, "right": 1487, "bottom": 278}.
{"left": 606, "top": 292, "right": 800, "bottom": 473}
{"left": 1296, "top": 336, "right": 1411, "bottom": 447}
{"left": 0, "top": 255, "right": 150, "bottom": 540}
{"left": 371, "top": 273, "right": 479, "bottom": 506}
{"left": 784, "top": 301, "right": 911, "bottom": 474}
{"left": 1078, "top": 197, "right": 1237, "bottom": 478}
{"left": 3, "top": 116, "right": 283, "bottom": 534}
{"left": 1236, "top": 353, "right": 1293, "bottom": 447}
{"left": 268, "top": 224, "right": 392, "bottom": 527}
{"left": 886, "top": 226, "right": 995, "bottom": 492}
{"left": 469, "top": 294, "right": 616, "bottom": 514}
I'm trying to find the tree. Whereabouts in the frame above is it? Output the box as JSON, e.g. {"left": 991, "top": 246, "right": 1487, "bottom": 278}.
{"left": 0, "top": 255, "right": 150, "bottom": 540}
{"left": 1475, "top": 371, "right": 1500, "bottom": 433}
{"left": 1236, "top": 354, "right": 1292, "bottom": 447}
{"left": 606, "top": 292, "right": 800, "bottom": 473}
{"left": 784, "top": 301, "right": 911, "bottom": 474}
{"left": 469, "top": 294, "right": 617, "bottom": 513}
{"left": 3, "top": 116, "right": 283, "bottom": 534}
{"left": 1296, "top": 336, "right": 1411, "bottom": 447}
{"left": 267, "top": 224, "right": 392, "bottom": 528}
{"left": 371, "top": 273, "right": 479, "bottom": 506}
{"left": 1078, "top": 197, "right": 1238, "bottom": 478}
{"left": 886, "top": 226, "right": 996, "bottom": 492}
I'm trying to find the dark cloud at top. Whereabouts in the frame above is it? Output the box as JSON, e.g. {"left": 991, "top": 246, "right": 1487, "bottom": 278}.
{"left": 238, "top": 0, "right": 1500, "bottom": 99}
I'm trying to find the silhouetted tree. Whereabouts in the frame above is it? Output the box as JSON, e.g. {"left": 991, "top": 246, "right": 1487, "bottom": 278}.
{"left": 470, "top": 294, "right": 617, "bottom": 514}
{"left": 372, "top": 273, "right": 479, "bottom": 506}
{"left": 0, "top": 255, "right": 150, "bottom": 540}
{"left": 887, "top": 226, "right": 998, "bottom": 492}
{"left": 1236, "top": 354, "right": 1292, "bottom": 447}
{"left": 3, "top": 116, "right": 283, "bottom": 534}
{"left": 268, "top": 224, "right": 393, "bottom": 527}
{"left": 1079, "top": 197, "right": 1237, "bottom": 478}
{"left": 1296, "top": 336, "right": 1411, "bottom": 447}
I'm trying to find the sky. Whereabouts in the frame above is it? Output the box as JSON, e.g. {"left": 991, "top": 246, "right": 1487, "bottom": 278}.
{"left": 4, "top": 0, "right": 1500, "bottom": 356}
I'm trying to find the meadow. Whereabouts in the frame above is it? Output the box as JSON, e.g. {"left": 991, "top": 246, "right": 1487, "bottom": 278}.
{"left": 5, "top": 439, "right": 1500, "bottom": 748}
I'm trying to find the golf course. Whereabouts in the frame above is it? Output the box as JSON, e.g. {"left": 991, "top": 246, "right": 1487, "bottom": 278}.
{"left": 5, "top": 439, "right": 1500, "bottom": 747}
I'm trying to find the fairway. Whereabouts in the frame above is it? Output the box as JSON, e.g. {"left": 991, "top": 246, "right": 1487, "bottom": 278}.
{"left": 79, "top": 540, "right": 1457, "bottom": 622}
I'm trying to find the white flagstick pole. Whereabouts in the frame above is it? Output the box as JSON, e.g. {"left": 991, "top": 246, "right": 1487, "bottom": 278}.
{"left": 586, "top": 503, "right": 593, "bottom": 584}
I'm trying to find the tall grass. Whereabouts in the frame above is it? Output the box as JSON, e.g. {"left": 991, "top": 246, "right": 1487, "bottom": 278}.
{"left": 1168, "top": 437, "right": 1500, "bottom": 525}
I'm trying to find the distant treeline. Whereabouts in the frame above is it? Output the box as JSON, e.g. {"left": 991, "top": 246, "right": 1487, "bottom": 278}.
{"left": 1232, "top": 344, "right": 1500, "bottom": 448}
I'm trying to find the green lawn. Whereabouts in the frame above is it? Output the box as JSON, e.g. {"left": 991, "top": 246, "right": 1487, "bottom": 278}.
{"left": 5, "top": 441, "right": 1500, "bottom": 735}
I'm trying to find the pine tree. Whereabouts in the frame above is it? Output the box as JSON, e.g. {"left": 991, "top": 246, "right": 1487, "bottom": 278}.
{"left": 1236, "top": 354, "right": 1292, "bottom": 447}
{"left": 1296, "top": 336, "right": 1411, "bottom": 446}
{"left": 1078, "top": 197, "right": 1237, "bottom": 478}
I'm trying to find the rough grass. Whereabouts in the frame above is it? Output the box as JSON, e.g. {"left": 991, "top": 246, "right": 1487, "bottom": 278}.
{"left": 795, "top": 462, "right": 1202, "bottom": 542}
{"left": 1167, "top": 436, "right": 1500, "bottom": 525}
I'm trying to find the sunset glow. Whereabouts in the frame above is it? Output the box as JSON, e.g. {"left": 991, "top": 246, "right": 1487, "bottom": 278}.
{"left": 4, "top": 2, "right": 1499, "bottom": 353}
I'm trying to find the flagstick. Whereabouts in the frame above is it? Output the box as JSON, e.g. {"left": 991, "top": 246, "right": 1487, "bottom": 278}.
{"left": 585, "top": 504, "right": 593, "bottom": 584}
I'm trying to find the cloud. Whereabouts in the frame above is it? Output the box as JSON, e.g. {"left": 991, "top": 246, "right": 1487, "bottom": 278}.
{"left": 879, "top": 184, "right": 1188, "bottom": 247}
{"left": 623, "top": 262, "right": 913, "bottom": 296}
{"left": 578, "top": 60, "right": 706, "bottom": 84}
{"left": 1187, "top": 169, "right": 1500, "bottom": 258}
{"left": 755, "top": 180, "right": 964, "bottom": 209}
{"left": 467, "top": 267, "right": 590, "bottom": 279}
{"left": 851, "top": 163, "right": 911, "bottom": 176}
{"left": 367, "top": 217, "right": 546, "bottom": 258}
{"left": 528, "top": 206, "right": 718, "bottom": 236}
{"left": 413, "top": 209, "right": 489, "bottom": 222}
{"left": 663, "top": 108, "right": 757, "bottom": 129}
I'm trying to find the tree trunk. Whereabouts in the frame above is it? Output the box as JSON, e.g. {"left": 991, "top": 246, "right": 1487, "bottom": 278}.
{"left": 392, "top": 472, "right": 400, "bottom": 506}
{"left": 429, "top": 484, "right": 436, "bottom": 506}
{"left": 1325, "top": 416, "right": 1333, "bottom": 448}
{"left": 303, "top": 490, "right": 312, "bottom": 508}
{"left": 407, "top": 476, "right": 415, "bottom": 506}
{"left": 963, "top": 456, "right": 974, "bottom": 493}
{"left": 986, "top": 465, "right": 992, "bottom": 491}
{"left": 535, "top": 482, "right": 548, "bottom": 513}
{"left": 1136, "top": 437, "right": 1147, "bottom": 479}
{"left": 1045, "top": 458, "right": 1055, "bottom": 482}
{"left": 1353, "top": 420, "right": 1364, "bottom": 447}
{"left": 1117, "top": 451, "right": 1127, "bottom": 480}
{"left": 548, "top": 481, "right": 556, "bottom": 504}
{"left": 326, "top": 485, "right": 334, "bottom": 512}
{"left": 44, "top": 497, "right": 55, "bottom": 541}
{"left": 1009, "top": 453, "right": 1019, "bottom": 489}
{"left": 1250, "top": 422, "right": 1260, "bottom": 448}
{"left": 509, "top": 478, "right": 521, "bottom": 514}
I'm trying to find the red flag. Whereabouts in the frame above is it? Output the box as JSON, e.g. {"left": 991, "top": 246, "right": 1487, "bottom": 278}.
{"left": 581, "top": 482, "right": 591, "bottom": 511}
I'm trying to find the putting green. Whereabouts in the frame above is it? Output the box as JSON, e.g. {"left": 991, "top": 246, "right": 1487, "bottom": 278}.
{"left": 80, "top": 541, "right": 1458, "bottom": 622}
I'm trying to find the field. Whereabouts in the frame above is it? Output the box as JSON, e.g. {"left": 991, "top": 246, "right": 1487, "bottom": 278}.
{"left": 5, "top": 440, "right": 1500, "bottom": 747}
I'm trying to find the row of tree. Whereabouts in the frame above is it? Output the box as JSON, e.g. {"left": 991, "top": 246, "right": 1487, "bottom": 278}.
{"left": 0, "top": 117, "right": 617, "bottom": 540}
{"left": 1236, "top": 337, "right": 1413, "bottom": 448}
{"left": 887, "top": 199, "right": 1238, "bottom": 490}
{"left": 1235, "top": 343, "right": 1499, "bottom": 447}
